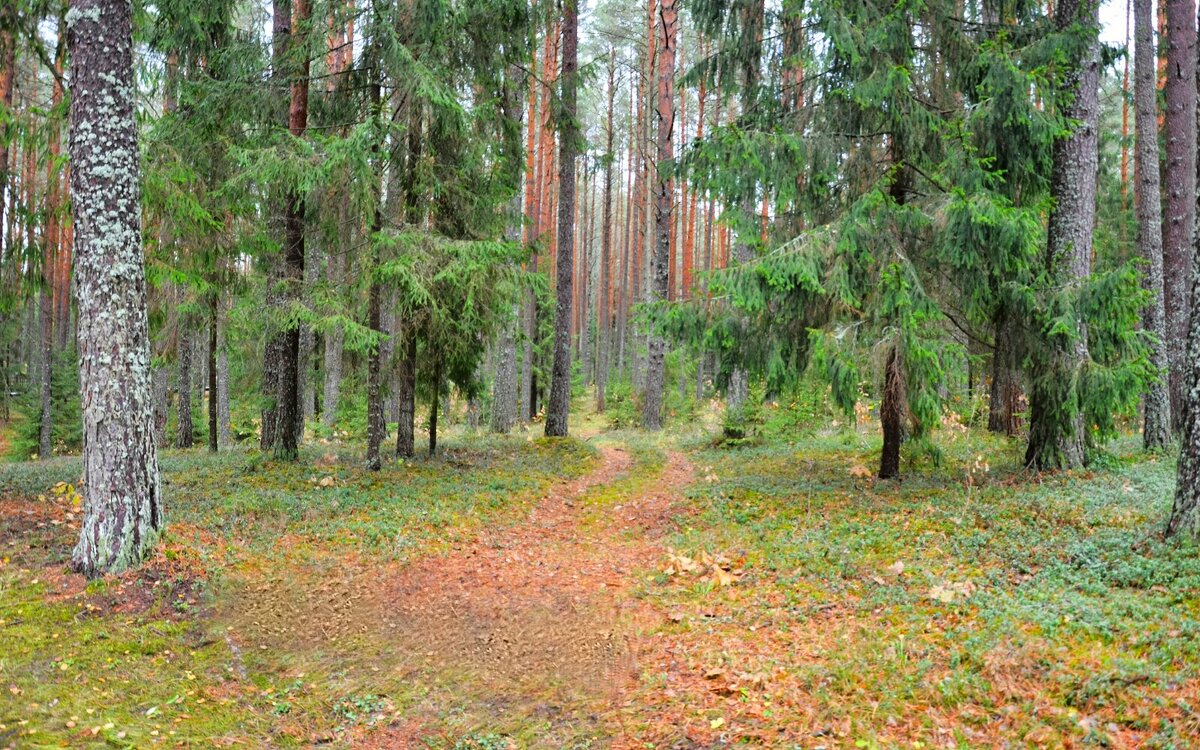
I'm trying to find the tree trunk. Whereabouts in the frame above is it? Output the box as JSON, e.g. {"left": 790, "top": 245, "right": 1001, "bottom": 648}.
{"left": 396, "top": 335, "right": 416, "bottom": 458}
{"left": 365, "top": 67, "right": 385, "bottom": 471}
{"left": 208, "top": 297, "right": 218, "bottom": 452}
{"left": 321, "top": 246, "right": 344, "bottom": 429}
{"left": 1134, "top": 0, "right": 1172, "bottom": 451}
{"left": 39, "top": 285, "right": 53, "bottom": 458}
{"left": 1162, "top": 0, "right": 1196, "bottom": 429}
{"left": 68, "top": 0, "right": 163, "bottom": 578}
{"left": 987, "top": 311, "right": 1023, "bottom": 436}
{"left": 153, "top": 366, "right": 169, "bottom": 448}
{"left": 176, "top": 329, "right": 193, "bottom": 448}
{"left": 429, "top": 359, "right": 441, "bottom": 455}
{"left": 545, "top": 0, "right": 579, "bottom": 438}
{"left": 217, "top": 305, "right": 231, "bottom": 446}
{"left": 274, "top": 0, "right": 312, "bottom": 461}
{"left": 596, "top": 49, "right": 616, "bottom": 413}
{"left": 879, "top": 346, "right": 903, "bottom": 479}
{"left": 1025, "top": 0, "right": 1100, "bottom": 471}
{"left": 644, "top": 0, "right": 676, "bottom": 431}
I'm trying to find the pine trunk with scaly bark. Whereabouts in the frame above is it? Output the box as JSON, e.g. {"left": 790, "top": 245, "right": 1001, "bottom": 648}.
{"left": 544, "top": 0, "right": 579, "bottom": 438}
{"left": 67, "top": 0, "right": 163, "bottom": 577}
{"left": 643, "top": 0, "right": 676, "bottom": 431}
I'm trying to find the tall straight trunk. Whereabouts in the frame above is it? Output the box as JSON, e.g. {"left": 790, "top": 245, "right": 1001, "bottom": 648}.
{"left": 176, "top": 329, "right": 193, "bottom": 448}
{"left": 68, "top": 0, "right": 162, "bottom": 578}
{"left": 274, "top": 0, "right": 312, "bottom": 460}
{"left": 38, "top": 282, "right": 52, "bottom": 458}
{"left": 545, "top": 0, "right": 579, "bottom": 437}
{"left": 1134, "top": 0, "right": 1172, "bottom": 450}
{"left": 1163, "top": 0, "right": 1196, "bottom": 428}
{"left": 1025, "top": 0, "right": 1100, "bottom": 471}
{"left": 261, "top": 1, "right": 291, "bottom": 451}
{"left": 596, "top": 50, "right": 616, "bottom": 412}
{"left": 492, "top": 68, "right": 525, "bottom": 434}
{"left": 365, "top": 69, "right": 385, "bottom": 471}
{"left": 48, "top": 40, "right": 67, "bottom": 353}
{"left": 726, "top": 0, "right": 765, "bottom": 416}
{"left": 217, "top": 303, "right": 231, "bottom": 446}
{"left": 300, "top": 244, "right": 319, "bottom": 421}
{"left": 396, "top": 335, "right": 416, "bottom": 457}
{"left": 207, "top": 298, "right": 218, "bottom": 452}
{"left": 643, "top": 0, "right": 676, "bottom": 430}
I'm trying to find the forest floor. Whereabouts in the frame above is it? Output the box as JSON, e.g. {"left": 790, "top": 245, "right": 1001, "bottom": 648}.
{"left": 1, "top": 402, "right": 1199, "bottom": 749}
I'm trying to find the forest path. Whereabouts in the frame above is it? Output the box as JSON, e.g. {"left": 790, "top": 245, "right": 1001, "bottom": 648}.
{"left": 221, "top": 439, "right": 695, "bottom": 747}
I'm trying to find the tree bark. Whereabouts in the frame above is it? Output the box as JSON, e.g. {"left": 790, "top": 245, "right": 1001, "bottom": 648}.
{"left": 1134, "top": 0, "right": 1172, "bottom": 451}
{"left": 987, "top": 311, "right": 1023, "bottom": 436}
{"left": 596, "top": 49, "right": 617, "bottom": 413}
{"left": 396, "top": 335, "right": 416, "bottom": 457}
{"left": 274, "top": 0, "right": 312, "bottom": 461}
{"left": 217, "top": 304, "right": 231, "bottom": 446}
{"left": 429, "top": 359, "right": 441, "bottom": 455}
{"left": 1025, "top": 0, "right": 1100, "bottom": 471}
{"left": 176, "top": 328, "right": 193, "bottom": 448}
{"left": 1162, "top": 0, "right": 1196, "bottom": 429}
{"left": 68, "top": 0, "right": 163, "bottom": 577}
{"left": 208, "top": 297, "right": 218, "bottom": 452}
{"left": 321, "top": 244, "right": 344, "bottom": 429}
{"left": 545, "top": 0, "right": 580, "bottom": 438}
{"left": 879, "top": 346, "right": 903, "bottom": 479}
{"left": 643, "top": 0, "right": 677, "bottom": 431}
{"left": 365, "top": 63, "right": 385, "bottom": 471}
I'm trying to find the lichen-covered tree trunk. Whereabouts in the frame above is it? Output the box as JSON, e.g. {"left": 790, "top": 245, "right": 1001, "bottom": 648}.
{"left": 1166, "top": 244, "right": 1200, "bottom": 538}
{"left": 492, "top": 304, "right": 518, "bottom": 433}
{"left": 1025, "top": 0, "right": 1100, "bottom": 471}
{"left": 396, "top": 335, "right": 416, "bottom": 458}
{"left": 67, "top": 0, "right": 162, "bottom": 577}
{"left": 544, "top": 0, "right": 579, "bottom": 438}
{"left": 176, "top": 329, "right": 193, "bottom": 448}
{"left": 643, "top": 0, "right": 677, "bottom": 431}
{"left": 1162, "top": 0, "right": 1196, "bottom": 428}
{"left": 1134, "top": 0, "right": 1172, "bottom": 451}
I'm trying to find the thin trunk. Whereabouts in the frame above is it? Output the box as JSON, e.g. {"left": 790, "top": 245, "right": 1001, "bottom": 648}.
{"left": 596, "top": 50, "right": 616, "bottom": 412}
{"left": 492, "top": 67, "right": 525, "bottom": 434}
{"left": 321, "top": 244, "right": 345, "bottom": 428}
{"left": 429, "top": 359, "right": 441, "bottom": 455}
{"left": 1134, "top": 0, "right": 1172, "bottom": 450}
{"left": 153, "top": 366, "right": 169, "bottom": 447}
{"left": 177, "top": 330, "right": 193, "bottom": 448}
{"left": 208, "top": 298, "right": 218, "bottom": 452}
{"left": 545, "top": 0, "right": 579, "bottom": 437}
{"left": 69, "top": 0, "right": 162, "bottom": 577}
{"left": 217, "top": 303, "right": 231, "bottom": 446}
{"left": 987, "top": 311, "right": 1023, "bottom": 436}
{"left": 396, "top": 335, "right": 416, "bottom": 457}
{"left": 365, "top": 65, "right": 385, "bottom": 471}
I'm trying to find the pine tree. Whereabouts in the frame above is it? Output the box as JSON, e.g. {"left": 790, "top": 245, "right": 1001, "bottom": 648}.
{"left": 545, "top": 0, "right": 580, "bottom": 437}
{"left": 1133, "top": 0, "right": 1171, "bottom": 450}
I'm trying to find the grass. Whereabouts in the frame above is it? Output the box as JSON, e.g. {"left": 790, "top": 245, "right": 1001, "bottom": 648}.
{"left": 622, "top": 422, "right": 1200, "bottom": 748}
{"left": 0, "top": 427, "right": 596, "bottom": 749}
{"left": 2, "top": 401, "right": 1199, "bottom": 749}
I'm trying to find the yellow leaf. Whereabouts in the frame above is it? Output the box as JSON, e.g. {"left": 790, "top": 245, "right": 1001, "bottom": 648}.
{"left": 710, "top": 717, "right": 725, "bottom": 729}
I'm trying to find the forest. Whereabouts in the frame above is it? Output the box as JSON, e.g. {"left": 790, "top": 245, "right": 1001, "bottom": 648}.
{"left": 1, "top": 0, "right": 1200, "bottom": 746}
